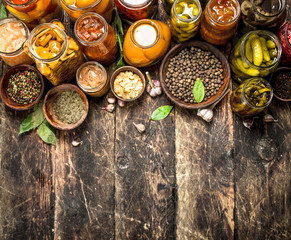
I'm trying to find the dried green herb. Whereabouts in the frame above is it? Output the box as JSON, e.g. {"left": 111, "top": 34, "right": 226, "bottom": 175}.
{"left": 151, "top": 105, "right": 173, "bottom": 121}
{"left": 113, "top": 4, "right": 125, "bottom": 68}
{"left": 193, "top": 78, "right": 205, "bottom": 103}
{"left": 0, "top": 1, "right": 7, "bottom": 20}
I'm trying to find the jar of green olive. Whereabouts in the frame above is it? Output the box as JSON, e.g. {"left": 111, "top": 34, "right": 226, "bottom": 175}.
{"left": 231, "top": 77, "right": 273, "bottom": 118}
{"left": 170, "top": 0, "right": 202, "bottom": 42}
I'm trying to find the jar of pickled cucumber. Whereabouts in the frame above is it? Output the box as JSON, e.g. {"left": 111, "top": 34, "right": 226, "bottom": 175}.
{"left": 58, "top": 0, "right": 113, "bottom": 23}
{"left": 230, "top": 30, "right": 282, "bottom": 83}
{"left": 200, "top": 0, "right": 240, "bottom": 45}
{"left": 171, "top": 0, "right": 202, "bottom": 42}
{"left": 231, "top": 77, "right": 273, "bottom": 118}
{"left": 123, "top": 19, "right": 171, "bottom": 67}
{"left": 115, "top": 0, "right": 158, "bottom": 22}
{"left": 240, "top": 0, "right": 286, "bottom": 32}
{"left": 26, "top": 20, "right": 84, "bottom": 86}
{"left": 162, "top": 0, "right": 174, "bottom": 14}
{"left": 4, "top": 0, "right": 62, "bottom": 29}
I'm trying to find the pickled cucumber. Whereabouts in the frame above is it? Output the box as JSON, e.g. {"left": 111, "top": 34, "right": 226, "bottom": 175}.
{"left": 259, "top": 37, "right": 271, "bottom": 62}
{"left": 250, "top": 37, "right": 263, "bottom": 66}
{"left": 266, "top": 40, "right": 276, "bottom": 49}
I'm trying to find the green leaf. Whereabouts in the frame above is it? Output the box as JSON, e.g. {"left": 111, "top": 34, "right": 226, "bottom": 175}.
{"left": 0, "top": 2, "right": 7, "bottom": 20}
{"left": 117, "top": 56, "right": 125, "bottom": 68}
{"left": 19, "top": 113, "right": 34, "bottom": 135}
{"left": 32, "top": 99, "right": 45, "bottom": 129}
{"left": 151, "top": 105, "right": 173, "bottom": 121}
{"left": 37, "top": 120, "right": 56, "bottom": 145}
{"left": 193, "top": 78, "right": 205, "bottom": 103}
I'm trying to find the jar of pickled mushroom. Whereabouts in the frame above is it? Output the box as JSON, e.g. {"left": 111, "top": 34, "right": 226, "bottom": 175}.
{"left": 240, "top": 0, "right": 286, "bottom": 32}
{"left": 3, "top": 0, "right": 62, "bottom": 29}
{"left": 115, "top": 0, "right": 158, "bottom": 22}
{"left": 162, "top": 0, "right": 174, "bottom": 14}
{"left": 58, "top": 0, "right": 113, "bottom": 23}
{"left": 171, "top": 0, "right": 202, "bottom": 42}
{"left": 76, "top": 61, "right": 109, "bottom": 97}
{"left": 74, "top": 13, "right": 117, "bottom": 66}
{"left": 123, "top": 19, "right": 171, "bottom": 67}
{"left": 230, "top": 30, "right": 282, "bottom": 83}
{"left": 200, "top": 0, "right": 240, "bottom": 45}
{"left": 25, "top": 20, "right": 84, "bottom": 86}
{"left": 0, "top": 18, "right": 33, "bottom": 66}
{"left": 231, "top": 77, "right": 273, "bottom": 118}
{"left": 277, "top": 21, "right": 291, "bottom": 64}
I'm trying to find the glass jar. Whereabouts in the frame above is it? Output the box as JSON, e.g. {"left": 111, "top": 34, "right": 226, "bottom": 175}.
{"left": 200, "top": 0, "right": 240, "bottom": 45}
{"left": 123, "top": 19, "right": 171, "bottom": 67}
{"left": 76, "top": 61, "right": 109, "bottom": 97}
{"left": 0, "top": 18, "right": 33, "bottom": 66}
{"left": 231, "top": 77, "right": 273, "bottom": 118}
{"left": 240, "top": 0, "right": 286, "bottom": 32}
{"left": 115, "top": 0, "right": 158, "bottom": 22}
{"left": 74, "top": 13, "right": 117, "bottom": 66}
{"left": 26, "top": 20, "right": 84, "bottom": 86}
{"left": 4, "top": 0, "right": 62, "bottom": 29}
{"left": 162, "top": 0, "right": 174, "bottom": 14}
{"left": 170, "top": 0, "right": 202, "bottom": 42}
{"left": 58, "top": 0, "right": 113, "bottom": 23}
{"left": 277, "top": 21, "right": 291, "bottom": 64}
{"left": 230, "top": 30, "right": 281, "bottom": 83}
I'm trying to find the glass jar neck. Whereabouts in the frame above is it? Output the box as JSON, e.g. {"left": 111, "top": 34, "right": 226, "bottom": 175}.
{"left": 74, "top": 12, "right": 108, "bottom": 46}
{"left": 60, "top": 0, "right": 101, "bottom": 10}
{"left": 173, "top": 0, "right": 201, "bottom": 22}
{"left": 251, "top": 0, "right": 285, "bottom": 18}
{"left": 28, "top": 23, "right": 68, "bottom": 63}
{"left": 120, "top": 0, "right": 151, "bottom": 8}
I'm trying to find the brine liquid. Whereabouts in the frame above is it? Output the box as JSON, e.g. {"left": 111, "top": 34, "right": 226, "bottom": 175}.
{"left": 133, "top": 24, "right": 157, "bottom": 47}
{"left": 122, "top": 0, "right": 149, "bottom": 7}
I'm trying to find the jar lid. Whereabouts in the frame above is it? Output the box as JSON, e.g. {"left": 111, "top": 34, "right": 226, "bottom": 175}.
{"left": 120, "top": 0, "right": 150, "bottom": 8}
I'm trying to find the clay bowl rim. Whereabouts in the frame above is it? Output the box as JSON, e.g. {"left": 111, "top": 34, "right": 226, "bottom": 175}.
{"left": 159, "top": 41, "right": 231, "bottom": 109}
{"left": 43, "top": 84, "right": 89, "bottom": 131}
{"left": 110, "top": 66, "right": 146, "bottom": 102}
{"left": 0, "top": 64, "right": 44, "bottom": 110}
{"left": 270, "top": 67, "right": 291, "bottom": 102}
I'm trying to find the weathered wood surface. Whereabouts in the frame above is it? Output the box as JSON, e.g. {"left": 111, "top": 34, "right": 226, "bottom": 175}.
{"left": 0, "top": 0, "right": 291, "bottom": 239}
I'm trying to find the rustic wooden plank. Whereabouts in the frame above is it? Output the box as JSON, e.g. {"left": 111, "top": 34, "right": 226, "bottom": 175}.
{"left": 114, "top": 68, "right": 176, "bottom": 239}
{"left": 175, "top": 92, "right": 235, "bottom": 240}
{"left": 234, "top": 101, "right": 291, "bottom": 239}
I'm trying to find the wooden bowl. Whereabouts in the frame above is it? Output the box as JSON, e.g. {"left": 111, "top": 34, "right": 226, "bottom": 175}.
{"left": 270, "top": 67, "right": 291, "bottom": 102}
{"left": 43, "top": 84, "right": 89, "bottom": 131}
{"left": 0, "top": 64, "right": 44, "bottom": 110}
{"left": 159, "top": 41, "right": 231, "bottom": 109}
{"left": 110, "top": 66, "right": 146, "bottom": 102}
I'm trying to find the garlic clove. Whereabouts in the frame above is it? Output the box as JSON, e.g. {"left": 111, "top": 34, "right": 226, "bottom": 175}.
{"left": 152, "top": 80, "right": 161, "bottom": 87}
{"left": 118, "top": 99, "right": 126, "bottom": 107}
{"left": 72, "top": 140, "right": 82, "bottom": 147}
{"left": 107, "top": 97, "right": 116, "bottom": 104}
{"left": 243, "top": 118, "right": 254, "bottom": 129}
{"left": 263, "top": 114, "right": 278, "bottom": 123}
{"left": 102, "top": 104, "right": 115, "bottom": 113}
{"left": 197, "top": 108, "right": 213, "bottom": 122}
{"left": 133, "top": 122, "right": 145, "bottom": 134}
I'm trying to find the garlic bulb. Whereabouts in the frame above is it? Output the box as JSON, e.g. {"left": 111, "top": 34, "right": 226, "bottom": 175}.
{"left": 197, "top": 109, "right": 213, "bottom": 122}
{"left": 146, "top": 72, "right": 162, "bottom": 97}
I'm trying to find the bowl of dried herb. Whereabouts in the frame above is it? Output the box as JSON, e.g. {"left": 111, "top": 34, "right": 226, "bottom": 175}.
{"left": 43, "top": 84, "right": 89, "bottom": 130}
{"left": 0, "top": 64, "right": 44, "bottom": 110}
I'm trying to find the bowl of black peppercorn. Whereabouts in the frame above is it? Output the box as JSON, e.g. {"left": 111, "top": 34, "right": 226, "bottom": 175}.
{"left": 159, "top": 41, "right": 231, "bottom": 109}
{"left": 270, "top": 67, "right": 291, "bottom": 102}
{"left": 0, "top": 64, "right": 44, "bottom": 110}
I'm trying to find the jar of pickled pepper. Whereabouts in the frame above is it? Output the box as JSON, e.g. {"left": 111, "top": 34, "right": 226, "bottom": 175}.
{"left": 74, "top": 12, "right": 118, "bottom": 66}
{"left": 230, "top": 30, "right": 282, "bottom": 83}
{"left": 200, "top": 0, "right": 240, "bottom": 45}
{"left": 115, "top": 0, "right": 158, "bottom": 22}
{"left": 171, "top": 0, "right": 202, "bottom": 42}
{"left": 231, "top": 77, "right": 273, "bottom": 118}
{"left": 58, "top": 0, "right": 113, "bottom": 23}
{"left": 25, "top": 20, "right": 84, "bottom": 86}
{"left": 4, "top": 0, "right": 62, "bottom": 29}
{"left": 277, "top": 21, "right": 291, "bottom": 64}
{"left": 123, "top": 19, "right": 171, "bottom": 67}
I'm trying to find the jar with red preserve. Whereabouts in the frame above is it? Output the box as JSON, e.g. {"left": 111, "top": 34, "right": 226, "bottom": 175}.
{"left": 74, "top": 13, "right": 118, "bottom": 66}
{"left": 114, "top": 0, "right": 158, "bottom": 22}
{"left": 58, "top": 0, "right": 113, "bottom": 23}
{"left": 200, "top": 0, "right": 240, "bottom": 45}
{"left": 4, "top": 0, "right": 62, "bottom": 29}
{"left": 0, "top": 18, "right": 33, "bottom": 66}
{"left": 278, "top": 21, "right": 291, "bottom": 64}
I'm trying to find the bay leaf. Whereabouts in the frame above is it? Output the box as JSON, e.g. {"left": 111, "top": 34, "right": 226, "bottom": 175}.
{"left": 37, "top": 120, "right": 56, "bottom": 145}
{"left": 32, "top": 99, "right": 45, "bottom": 129}
{"left": 193, "top": 78, "right": 205, "bottom": 103}
{"left": 19, "top": 113, "right": 33, "bottom": 135}
{"left": 151, "top": 105, "right": 173, "bottom": 121}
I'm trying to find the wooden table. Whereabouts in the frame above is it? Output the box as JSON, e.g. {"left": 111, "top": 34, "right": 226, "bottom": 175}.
{"left": 0, "top": 1, "right": 290, "bottom": 239}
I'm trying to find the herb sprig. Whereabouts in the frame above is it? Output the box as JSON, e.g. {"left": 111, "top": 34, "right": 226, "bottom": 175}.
{"left": 113, "top": 4, "right": 125, "bottom": 68}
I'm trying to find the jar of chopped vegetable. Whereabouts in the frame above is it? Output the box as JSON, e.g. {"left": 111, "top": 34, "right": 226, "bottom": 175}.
{"left": 58, "top": 0, "right": 113, "bottom": 23}
{"left": 277, "top": 21, "right": 291, "bottom": 64}
{"left": 76, "top": 61, "right": 109, "bottom": 97}
{"left": 115, "top": 0, "right": 158, "bottom": 22}
{"left": 171, "top": 0, "right": 202, "bottom": 42}
{"left": 230, "top": 30, "right": 281, "bottom": 83}
{"left": 74, "top": 12, "right": 117, "bottom": 66}
{"left": 231, "top": 77, "right": 273, "bottom": 118}
{"left": 200, "top": 0, "right": 240, "bottom": 45}
{"left": 123, "top": 19, "right": 171, "bottom": 67}
{"left": 25, "top": 20, "right": 84, "bottom": 86}
{"left": 4, "top": 0, "right": 62, "bottom": 29}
